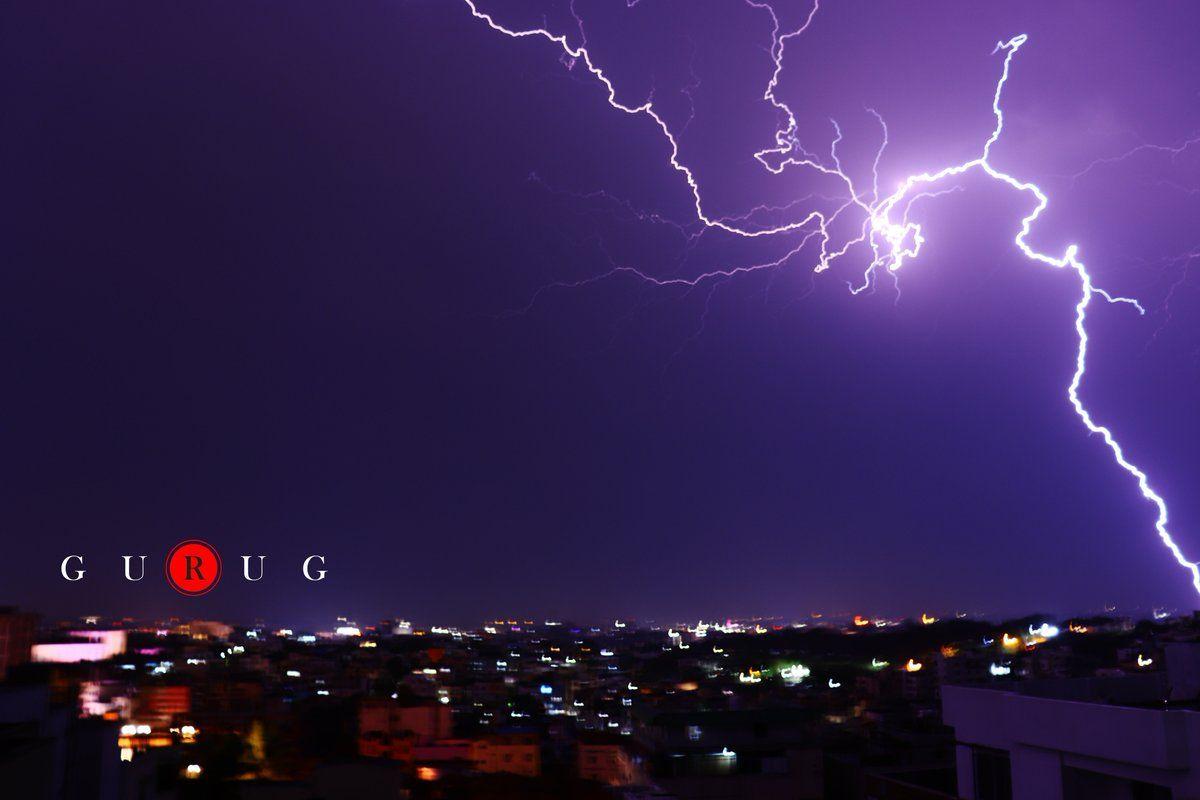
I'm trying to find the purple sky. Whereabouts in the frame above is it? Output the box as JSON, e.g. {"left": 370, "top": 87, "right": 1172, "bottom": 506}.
{"left": 3, "top": 1, "right": 1200, "bottom": 627}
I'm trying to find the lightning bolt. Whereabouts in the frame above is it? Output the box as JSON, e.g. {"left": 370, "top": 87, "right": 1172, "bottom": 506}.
{"left": 464, "top": 1, "right": 1200, "bottom": 595}
{"left": 1065, "top": 132, "right": 1200, "bottom": 189}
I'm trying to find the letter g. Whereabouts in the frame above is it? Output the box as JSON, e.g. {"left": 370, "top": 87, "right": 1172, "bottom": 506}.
{"left": 61, "top": 555, "right": 85, "bottom": 581}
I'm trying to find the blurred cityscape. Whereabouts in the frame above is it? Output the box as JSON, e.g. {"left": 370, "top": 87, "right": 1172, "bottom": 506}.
{"left": 2, "top": 605, "right": 1198, "bottom": 799}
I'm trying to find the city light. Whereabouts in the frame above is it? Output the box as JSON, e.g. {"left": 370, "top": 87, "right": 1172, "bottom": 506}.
{"left": 1029, "top": 623, "right": 1060, "bottom": 639}
{"left": 780, "top": 664, "right": 811, "bottom": 685}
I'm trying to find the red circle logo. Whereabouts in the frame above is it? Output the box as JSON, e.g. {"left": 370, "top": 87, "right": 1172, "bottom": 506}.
{"left": 165, "top": 539, "right": 221, "bottom": 596}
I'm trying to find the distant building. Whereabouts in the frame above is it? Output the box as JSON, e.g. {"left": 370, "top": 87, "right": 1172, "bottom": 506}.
{"left": 360, "top": 700, "right": 452, "bottom": 745}
{"left": 136, "top": 684, "right": 191, "bottom": 723}
{"left": 577, "top": 732, "right": 642, "bottom": 786}
{"left": 470, "top": 733, "right": 540, "bottom": 777}
{"left": 192, "top": 679, "right": 264, "bottom": 733}
{"left": 78, "top": 681, "right": 131, "bottom": 719}
{"left": 0, "top": 608, "right": 36, "bottom": 680}
{"left": 937, "top": 650, "right": 989, "bottom": 688}
{"left": 176, "top": 620, "right": 233, "bottom": 640}
{"left": 31, "top": 629, "right": 126, "bottom": 664}
{"left": 636, "top": 708, "right": 823, "bottom": 799}
{"left": 358, "top": 727, "right": 415, "bottom": 765}
{"left": 359, "top": 700, "right": 454, "bottom": 763}
{"left": 413, "top": 738, "right": 473, "bottom": 771}
{"left": 901, "top": 663, "right": 938, "bottom": 702}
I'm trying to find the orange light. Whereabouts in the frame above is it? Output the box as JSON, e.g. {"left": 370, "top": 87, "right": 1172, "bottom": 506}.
{"left": 417, "top": 766, "right": 440, "bottom": 781}
{"left": 853, "top": 615, "right": 870, "bottom": 627}
{"left": 904, "top": 659, "right": 923, "bottom": 673}
{"left": 921, "top": 614, "right": 936, "bottom": 625}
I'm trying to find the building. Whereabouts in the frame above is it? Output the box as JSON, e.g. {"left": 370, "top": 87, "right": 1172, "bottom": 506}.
{"left": 636, "top": 708, "right": 824, "bottom": 799}
{"left": 470, "top": 733, "right": 541, "bottom": 777}
{"left": 358, "top": 727, "right": 415, "bottom": 765}
{"left": 577, "top": 732, "right": 642, "bottom": 786}
{"left": 192, "top": 679, "right": 264, "bottom": 733}
{"left": 937, "top": 650, "right": 989, "bottom": 688}
{"left": 359, "top": 700, "right": 454, "bottom": 763}
{"left": 413, "top": 738, "right": 474, "bottom": 778}
{"left": 943, "top": 673, "right": 1200, "bottom": 799}
{"left": 0, "top": 684, "right": 123, "bottom": 799}
{"left": 31, "top": 630, "right": 126, "bottom": 664}
{"left": 901, "top": 662, "right": 938, "bottom": 702}
{"left": 359, "top": 700, "right": 452, "bottom": 746}
{"left": 176, "top": 620, "right": 233, "bottom": 640}
{"left": 136, "top": 684, "right": 191, "bottom": 725}
{"left": 78, "top": 681, "right": 131, "bottom": 720}
{"left": 0, "top": 608, "right": 36, "bottom": 680}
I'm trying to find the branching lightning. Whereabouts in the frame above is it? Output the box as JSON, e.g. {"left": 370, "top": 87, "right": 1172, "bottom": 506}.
{"left": 464, "top": 0, "right": 1200, "bottom": 594}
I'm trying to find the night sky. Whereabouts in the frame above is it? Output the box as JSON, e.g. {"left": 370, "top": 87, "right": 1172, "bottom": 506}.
{"left": 3, "top": 1, "right": 1200, "bottom": 628}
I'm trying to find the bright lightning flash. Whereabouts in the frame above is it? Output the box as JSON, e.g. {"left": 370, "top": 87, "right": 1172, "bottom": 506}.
{"left": 464, "top": 1, "right": 1200, "bottom": 595}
